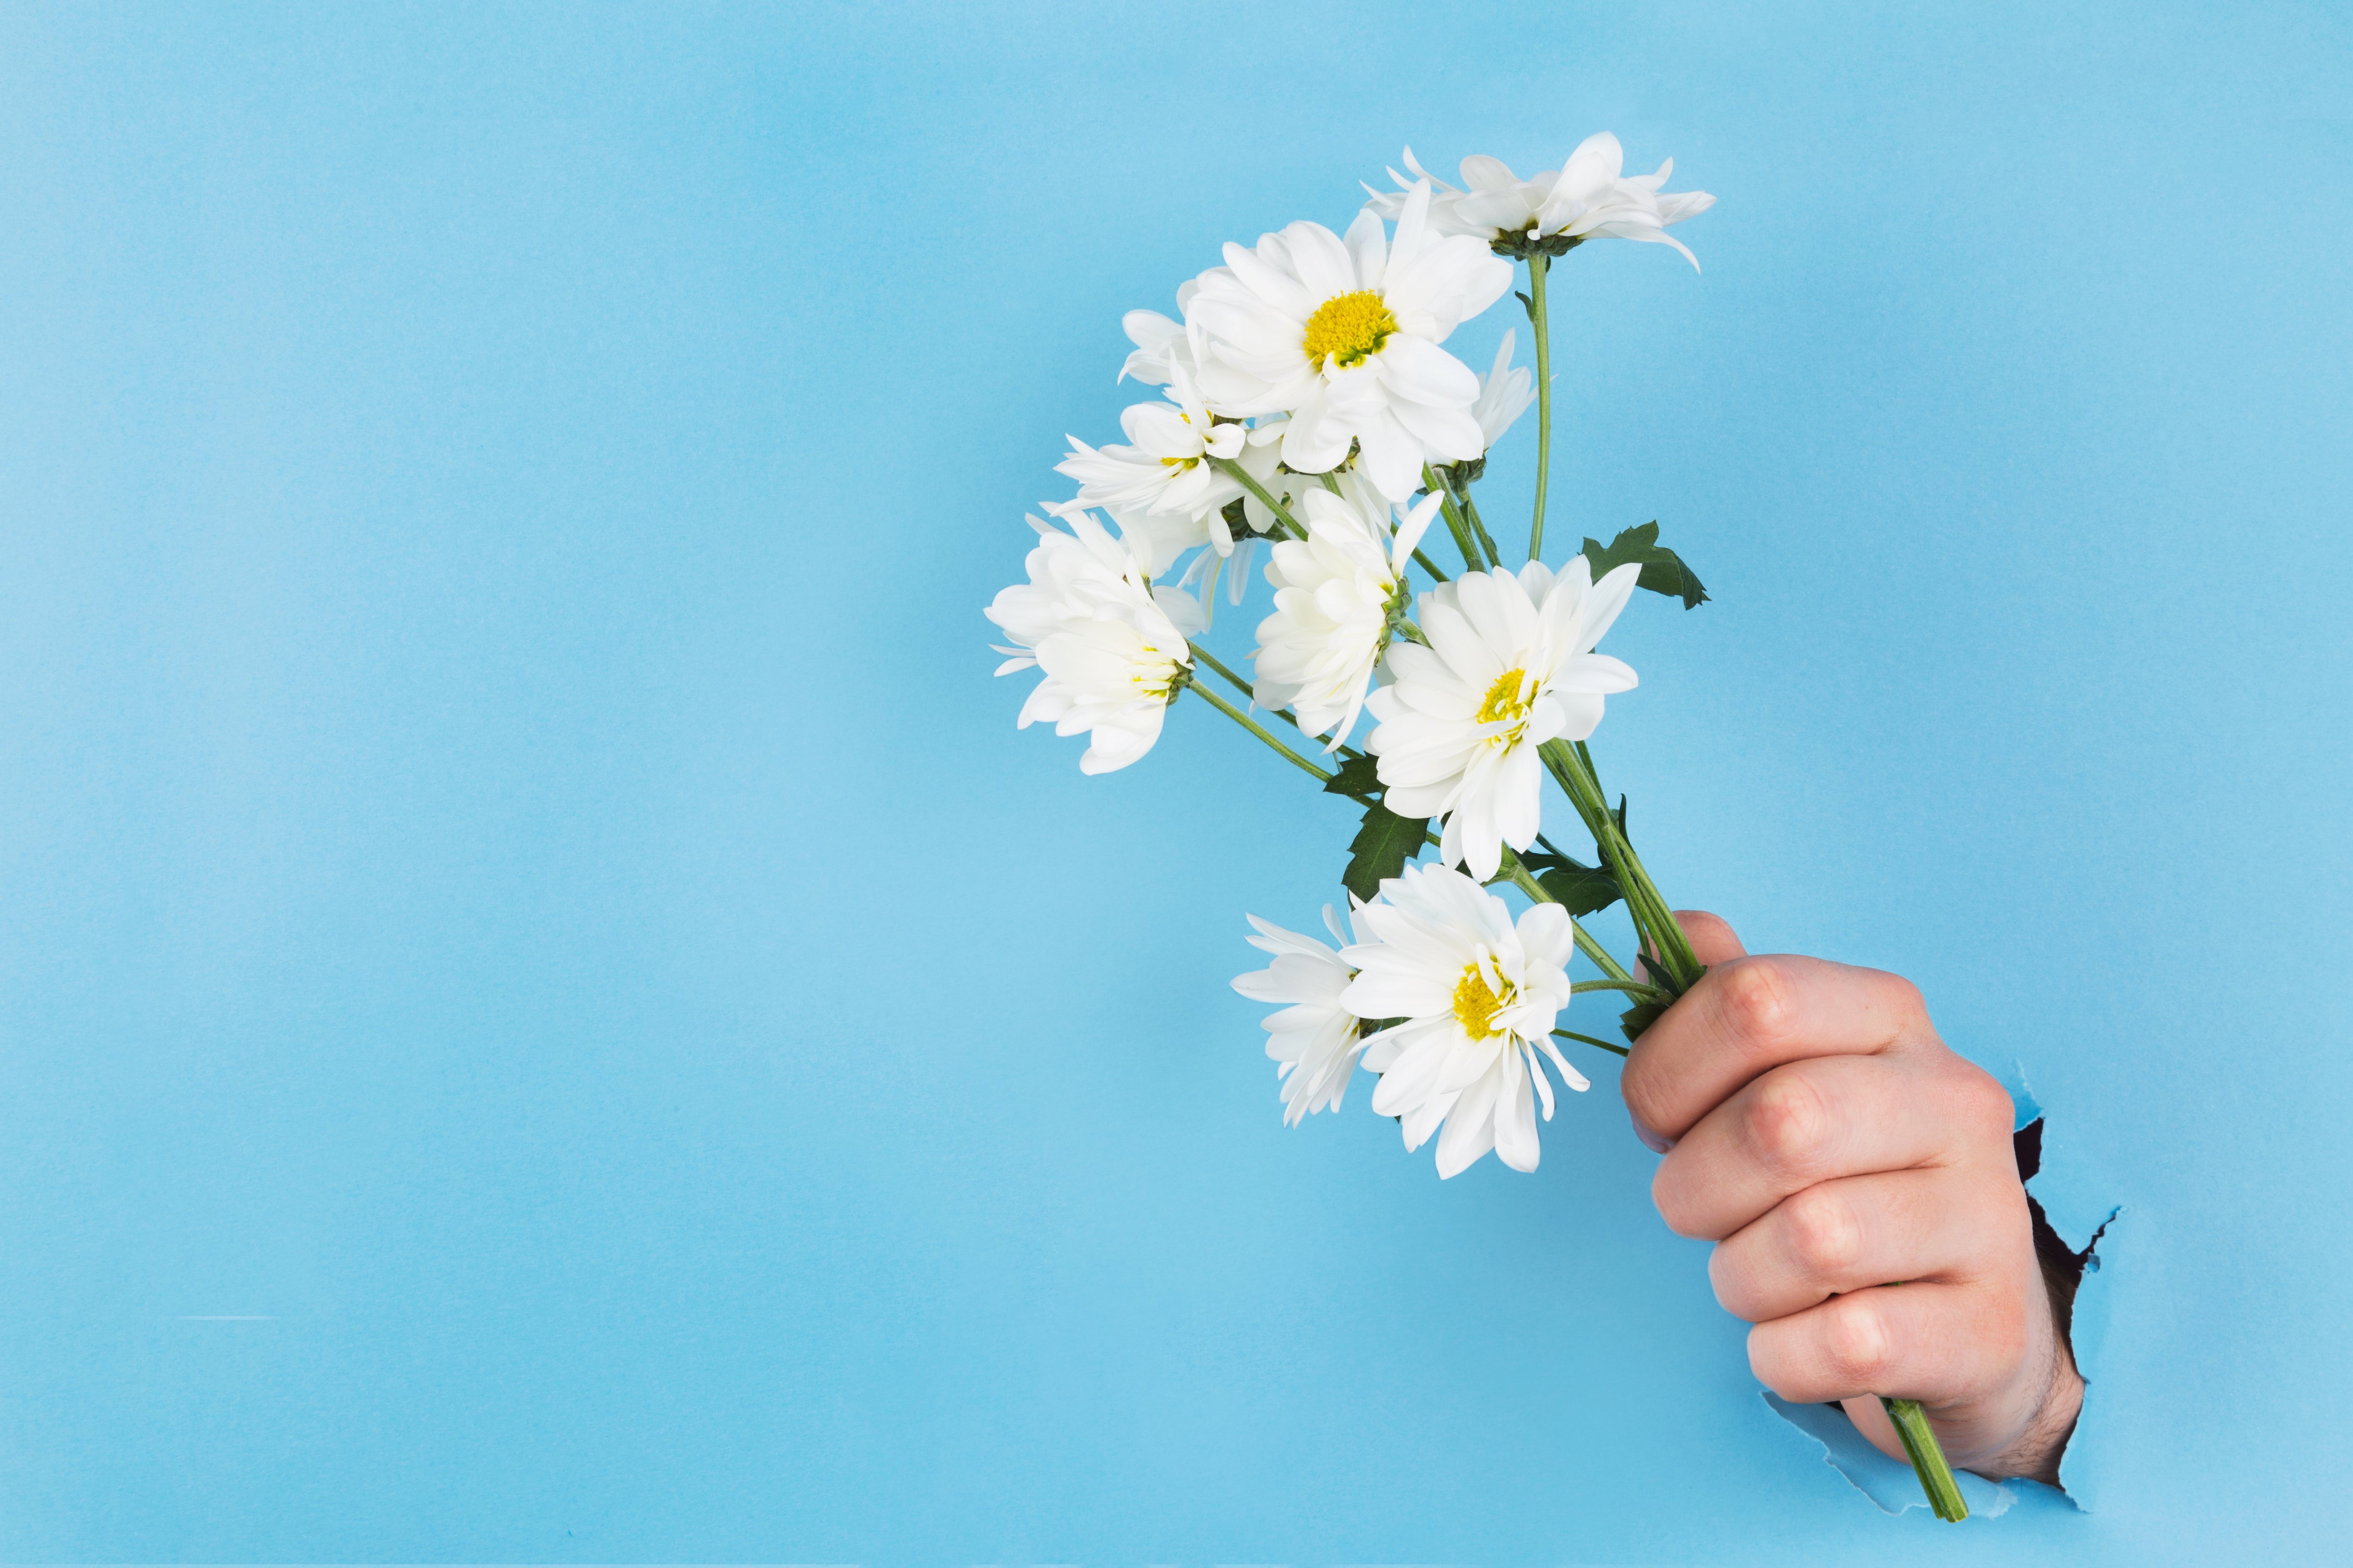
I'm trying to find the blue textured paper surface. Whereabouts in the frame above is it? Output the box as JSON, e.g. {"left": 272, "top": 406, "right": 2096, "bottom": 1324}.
{"left": 3, "top": 2, "right": 2349, "bottom": 1561}
{"left": 1764, "top": 1395, "right": 2017, "bottom": 1518}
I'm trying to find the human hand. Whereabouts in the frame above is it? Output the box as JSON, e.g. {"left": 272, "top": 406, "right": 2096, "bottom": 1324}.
{"left": 1620, "top": 911, "right": 2082, "bottom": 1482}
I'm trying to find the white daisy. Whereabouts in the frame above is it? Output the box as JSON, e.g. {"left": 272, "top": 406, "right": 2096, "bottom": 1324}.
{"left": 1250, "top": 477, "right": 1441, "bottom": 748}
{"left": 1339, "top": 863, "right": 1585, "bottom": 1177}
{"left": 984, "top": 511, "right": 1203, "bottom": 775}
{"left": 1470, "top": 329, "right": 1536, "bottom": 453}
{"left": 1055, "top": 368, "right": 1249, "bottom": 563}
{"left": 1364, "top": 558, "right": 1643, "bottom": 881}
{"left": 1165, "top": 418, "right": 1319, "bottom": 608}
{"left": 1367, "top": 137, "right": 1716, "bottom": 268}
{"left": 1232, "top": 905, "right": 1374, "bottom": 1125}
{"left": 1070, "top": 498, "right": 1216, "bottom": 582}
{"left": 1118, "top": 298, "right": 1198, "bottom": 387}
{"left": 1184, "top": 183, "right": 1513, "bottom": 503}
{"left": 1229, "top": 417, "right": 1325, "bottom": 536}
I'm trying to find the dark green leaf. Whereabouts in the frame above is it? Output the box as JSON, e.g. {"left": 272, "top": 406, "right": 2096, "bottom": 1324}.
{"left": 1514, "top": 289, "right": 1534, "bottom": 317}
{"left": 1322, "top": 754, "right": 1383, "bottom": 803}
{"left": 1517, "top": 849, "right": 1623, "bottom": 917}
{"left": 1580, "top": 521, "right": 1710, "bottom": 610}
{"left": 1619, "top": 958, "right": 1709, "bottom": 1044}
{"left": 1537, "top": 863, "right": 1622, "bottom": 917}
{"left": 1342, "top": 800, "right": 1429, "bottom": 902}
{"left": 1618, "top": 998, "right": 1670, "bottom": 1045}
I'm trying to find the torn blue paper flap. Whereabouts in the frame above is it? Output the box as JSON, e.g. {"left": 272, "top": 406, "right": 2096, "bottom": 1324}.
{"left": 2056, "top": 1206, "right": 2127, "bottom": 1511}
{"left": 2007, "top": 1064, "right": 2112, "bottom": 1252}
{"left": 1764, "top": 1393, "right": 2018, "bottom": 1517}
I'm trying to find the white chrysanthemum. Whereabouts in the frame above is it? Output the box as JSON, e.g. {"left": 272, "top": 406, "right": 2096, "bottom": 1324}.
{"left": 1056, "top": 367, "right": 1247, "bottom": 547}
{"left": 1169, "top": 418, "right": 1318, "bottom": 607}
{"left": 1368, "top": 137, "right": 1716, "bottom": 268}
{"left": 984, "top": 512, "right": 1203, "bottom": 774}
{"left": 1232, "top": 904, "right": 1374, "bottom": 1124}
{"left": 1118, "top": 299, "right": 1198, "bottom": 387}
{"left": 1184, "top": 183, "right": 1513, "bottom": 502}
{"left": 1251, "top": 477, "right": 1442, "bottom": 747}
{"left": 1470, "top": 330, "right": 1535, "bottom": 451}
{"left": 1365, "top": 559, "right": 1642, "bottom": 880}
{"left": 1340, "top": 863, "right": 1585, "bottom": 1177}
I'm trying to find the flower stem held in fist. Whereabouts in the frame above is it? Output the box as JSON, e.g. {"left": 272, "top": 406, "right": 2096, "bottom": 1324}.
{"left": 1621, "top": 911, "right": 2086, "bottom": 1485}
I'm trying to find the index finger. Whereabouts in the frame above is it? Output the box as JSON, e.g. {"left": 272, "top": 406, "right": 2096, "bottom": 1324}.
{"left": 1620, "top": 953, "right": 1930, "bottom": 1144}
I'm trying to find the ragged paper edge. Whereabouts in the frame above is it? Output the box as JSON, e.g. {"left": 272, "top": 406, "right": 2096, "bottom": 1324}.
{"left": 2011, "top": 1063, "right": 2122, "bottom": 1512}
{"left": 1763, "top": 1392, "right": 2020, "bottom": 1516}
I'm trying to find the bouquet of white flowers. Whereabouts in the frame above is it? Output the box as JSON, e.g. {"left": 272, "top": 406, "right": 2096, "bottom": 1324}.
{"left": 986, "top": 136, "right": 1970, "bottom": 1521}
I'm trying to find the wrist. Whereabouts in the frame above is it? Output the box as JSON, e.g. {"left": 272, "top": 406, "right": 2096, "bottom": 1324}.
{"left": 1988, "top": 1334, "right": 2083, "bottom": 1484}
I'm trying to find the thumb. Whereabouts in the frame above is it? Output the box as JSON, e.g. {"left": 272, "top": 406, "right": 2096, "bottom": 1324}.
{"left": 1670, "top": 908, "right": 1747, "bottom": 966}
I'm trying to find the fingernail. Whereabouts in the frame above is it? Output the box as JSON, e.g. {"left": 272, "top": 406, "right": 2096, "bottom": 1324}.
{"left": 1630, "top": 1110, "right": 1675, "bottom": 1154}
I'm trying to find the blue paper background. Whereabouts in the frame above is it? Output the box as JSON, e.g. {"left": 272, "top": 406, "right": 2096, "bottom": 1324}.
{"left": 3, "top": 1, "right": 2348, "bottom": 1561}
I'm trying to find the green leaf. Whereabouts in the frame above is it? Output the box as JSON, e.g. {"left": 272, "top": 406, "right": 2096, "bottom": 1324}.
{"left": 1322, "top": 754, "right": 1383, "bottom": 804}
{"left": 1518, "top": 850, "right": 1623, "bottom": 917}
{"left": 1619, "top": 959, "right": 1710, "bottom": 1044}
{"left": 1618, "top": 997, "right": 1670, "bottom": 1045}
{"left": 1538, "top": 864, "right": 1622, "bottom": 917}
{"left": 1580, "top": 521, "right": 1709, "bottom": 610}
{"left": 1342, "top": 800, "right": 1429, "bottom": 902}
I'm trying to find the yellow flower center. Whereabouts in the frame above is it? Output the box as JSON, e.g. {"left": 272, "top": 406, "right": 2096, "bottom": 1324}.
{"left": 1475, "top": 667, "right": 1533, "bottom": 734}
{"left": 1160, "top": 409, "right": 1207, "bottom": 467}
{"left": 1302, "top": 289, "right": 1399, "bottom": 371}
{"left": 1451, "top": 960, "right": 1514, "bottom": 1040}
{"left": 1134, "top": 640, "right": 1187, "bottom": 701}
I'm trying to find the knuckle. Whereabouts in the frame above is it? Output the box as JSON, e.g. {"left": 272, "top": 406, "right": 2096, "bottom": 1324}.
{"left": 1931, "top": 1061, "right": 2015, "bottom": 1150}
{"left": 1742, "top": 1072, "right": 1829, "bottom": 1177}
{"left": 1822, "top": 1296, "right": 1891, "bottom": 1387}
{"left": 1887, "top": 973, "right": 1928, "bottom": 1024}
{"left": 1782, "top": 1187, "right": 1861, "bottom": 1279}
{"left": 1718, "top": 958, "right": 1797, "bottom": 1056}
{"left": 1958, "top": 1067, "right": 2017, "bottom": 1139}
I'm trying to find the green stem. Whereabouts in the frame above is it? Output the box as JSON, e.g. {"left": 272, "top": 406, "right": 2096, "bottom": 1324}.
{"left": 1573, "top": 978, "right": 1675, "bottom": 1004}
{"left": 1460, "top": 488, "right": 1503, "bottom": 570}
{"left": 1209, "top": 457, "right": 1307, "bottom": 541}
{"left": 1186, "top": 641, "right": 1361, "bottom": 760}
{"left": 1185, "top": 678, "right": 1331, "bottom": 783}
{"left": 1186, "top": 641, "right": 1253, "bottom": 701}
{"left": 1213, "top": 454, "right": 1448, "bottom": 584}
{"left": 1538, "top": 739, "right": 1702, "bottom": 993}
{"left": 1881, "top": 1397, "right": 1970, "bottom": 1522}
{"left": 1421, "top": 465, "right": 1484, "bottom": 572}
{"left": 1526, "top": 251, "right": 1553, "bottom": 563}
{"left": 1552, "top": 1027, "right": 1630, "bottom": 1059}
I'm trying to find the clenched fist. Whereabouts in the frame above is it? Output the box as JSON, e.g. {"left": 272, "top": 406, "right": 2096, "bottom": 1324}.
{"left": 1621, "top": 911, "right": 2083, "bottom": 1482}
